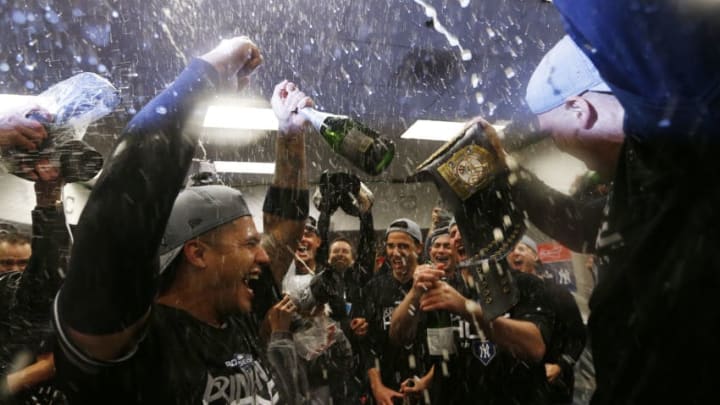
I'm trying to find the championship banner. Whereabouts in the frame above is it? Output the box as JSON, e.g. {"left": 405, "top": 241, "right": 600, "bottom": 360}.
{"left": 537, "top": 241, "right": 576, "bottom": 292}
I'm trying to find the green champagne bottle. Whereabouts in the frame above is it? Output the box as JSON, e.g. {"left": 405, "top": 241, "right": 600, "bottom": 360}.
{"left": 299, "top": 108, "right": 395, "bottom": 176}
{"left": 425, "top": 276, "right": 456, "bottom": 377}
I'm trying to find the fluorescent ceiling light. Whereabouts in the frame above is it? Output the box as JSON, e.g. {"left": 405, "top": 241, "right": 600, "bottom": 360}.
{"left": 401, "top": 119, "right": 509, "bottom": 141}
{"left": 203, "top": 106, "right": 278, "bottom": 131}
{"left": 214, "top": 161, "right": 275, "bottom": 174}
{"left": 400, "top": 120, "right": 466, "bottom": 141}
{"left": 0, "top": 94, "right": 43, "bottom": 113}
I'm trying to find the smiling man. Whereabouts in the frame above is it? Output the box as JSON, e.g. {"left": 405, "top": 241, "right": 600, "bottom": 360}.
{"left": 389, "top": 218, "right": 554, "bottom": 404}
{"left": 52, "top": 37, "right": 311, "bottom": 404}
{"left": 361, "top": 218, "right": 430, "bottom": 405}
{"left": 295, "top": 217, "right": 322, "bottom": 275}
{"left": 427, "top": 227, "right": 456, "bottom": 277}
{"left": 448, "top": 220, "right": 466, "bottom": 263}
{"left": 281, "top": 217, "right": 321, "bottom": 301}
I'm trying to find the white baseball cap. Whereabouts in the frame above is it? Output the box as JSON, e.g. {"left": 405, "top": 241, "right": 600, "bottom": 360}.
{"left": 525, "top": 35, "right": 611, "bottom": 114}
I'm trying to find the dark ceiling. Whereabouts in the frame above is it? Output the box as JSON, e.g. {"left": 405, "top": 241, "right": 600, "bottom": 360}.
{"left": 0, "top": 0, "right": 565, "bottom": 184}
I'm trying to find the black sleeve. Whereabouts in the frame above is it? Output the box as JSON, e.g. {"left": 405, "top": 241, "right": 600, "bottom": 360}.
{"left": 357, "top": 211, "right": 375, "bottom": 281}
{"left": 7, "top": 205, "right": 70, "bottom": 353}
{"left": 512, "top": 168, "right": 605, "bottom": 253}
{"left": 316, "top": 210, "right": 330, "bottom": 267}
{"left": 321, "top": 270, "right": 352, "bottom": 337}
{"left": 0, "top": 271, "right": 22, "bottom": 370}
{"left": 57, "top": 59, "right": 219, "bottom": 335}
{"left": 509, "top": 271, "right": 555, "bottom": 348}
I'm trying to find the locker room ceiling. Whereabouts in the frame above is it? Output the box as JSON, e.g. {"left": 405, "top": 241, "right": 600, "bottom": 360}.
{"left": 0, "top": 0, "right": 565, "bottom": 185}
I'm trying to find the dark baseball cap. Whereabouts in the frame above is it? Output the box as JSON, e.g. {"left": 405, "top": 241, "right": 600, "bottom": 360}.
{"left": 158, "top": 185, "right": 251, "bottom": 272}
{"left": 385, "top": 218, "right": 422, "bottom": 243}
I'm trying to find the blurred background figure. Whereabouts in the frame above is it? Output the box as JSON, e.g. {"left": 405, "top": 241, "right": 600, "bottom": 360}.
{"left": 0, "top": 231, "right": 31, "bottom": 274}
{"left": 1, "top": 106, "right": 71, "bottom": 404}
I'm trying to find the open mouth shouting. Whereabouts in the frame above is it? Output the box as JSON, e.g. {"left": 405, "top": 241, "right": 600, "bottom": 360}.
{"left": 241, "top": 267, "right": 262, "bottom": 297}
{"left": 295, "top": 244, "right": 310, "bottom": 259}
{"left": 510, "top": 257, "right": 525, "bottom": 270}
{"left": 432, "top": 254, "right": 451, "bottom": 267}
{"left": 390, "top": 255, "right": 410, "bottom": 276}
{"left": 455, "top": 242, "right": 466, "bottom": 261}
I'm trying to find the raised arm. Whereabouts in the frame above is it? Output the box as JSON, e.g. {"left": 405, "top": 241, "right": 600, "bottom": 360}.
{"left": 357, "top": 210, "right": 375, "bottom": 277}
{"left": 11, "top": 158, "right": 69, "bottom": 351}
{"left": 512, "top": 168, "right": 605, "bottom": 253}
{"left": 54, "top": 37, "right": 262, "bottom": 361}
{"left": 389, "top": 265, "right": 444, "bottom": 345}
{"left": 0, "top": 109, "right": 67, "bottom": 393}
{"left": 262, "top": 81, "right": 312, "bottom": 288}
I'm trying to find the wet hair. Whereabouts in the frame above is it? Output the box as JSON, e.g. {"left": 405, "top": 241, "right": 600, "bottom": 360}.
{"left": 0, "top": 232, "right": 31, "bottom": 245}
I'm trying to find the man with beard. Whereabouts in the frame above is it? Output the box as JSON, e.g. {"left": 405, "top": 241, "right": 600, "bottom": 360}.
{"left": 507, "top": 236, "right": 586, "bottom": 404}
{"left": 315, "top": 237, "right": 372, "bottom": 341}
{"left": 51, "top": 37, "right": 311, "bottom": 404}
{"left": 302, "top": 237, "right": 373, "bottom": 405}
{"left": 362, "top": 218, "right": 429, "bottom": 405}
{"left": 299, "top": 173, "right": 376, "bottom": 404}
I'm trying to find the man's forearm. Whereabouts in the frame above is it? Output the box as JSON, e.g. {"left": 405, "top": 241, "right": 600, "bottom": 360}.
{"left": 12, "top": 204, "right": 69, "bottom": 349}
{"left": 513, "top": 169, "right": 604, "bottom": 253}
{"left": 490, "top": 317, "right": 546, "bottom": 362}
{"left": 389, "top": 290, "right": 422, "bottom": 345}
{"left": 274, "top": 131, "right": 307, "bottom": 190}
{"left": 367, "top": 367, "right": 383, "bottom": 391}
{"left": 262, "top": 131, "right": 309, "bottom": 287}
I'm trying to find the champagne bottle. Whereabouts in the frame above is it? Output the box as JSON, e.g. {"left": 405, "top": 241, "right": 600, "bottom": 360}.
{"left": 299, "top": 108, "right": 395, "bottom": 176}
{"left": 425, "top": 277, "right": 456, "bottom": 372}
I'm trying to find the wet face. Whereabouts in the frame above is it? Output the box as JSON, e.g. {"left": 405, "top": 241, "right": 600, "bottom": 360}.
{"left": 429, "top": 234, "right": 456, "bottom": 274}
{"left": 537, "top": 94, "right": 624, "bottom": 180}
{"left": 0, "top": 241, "right": 31, "bottom": 273}
{"left": 328, "top": 240, "right": 354, "bottom": 271}
{"left": 295, "top": 228, "right": 321, "bottom": 271}
{"left": 449, "top": 224, "right": 466, "bottom": 262}
{"left": 506, "top": 242, "right": 538, "bottom": 274}
{"left": 385, "top": 232, "right": 422, "bottom": 283}
{"left": 537, "top": 105, "right": 583, "bottom": 157}
{"left": 202, "top": 217, "right": 270, "bottom": 315}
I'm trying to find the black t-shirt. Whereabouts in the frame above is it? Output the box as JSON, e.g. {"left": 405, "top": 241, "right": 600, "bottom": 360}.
{"left": 430, "top": 270, "right": 554, "bottom": 405}
{"left": 54, "top": 304, "right": 281, "bottom": 404}
{"left": 362, "top": 272, "right": 429, "bottom": 390}
{"left": 310, "top": 263, "right": 369, "bottom": 334}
